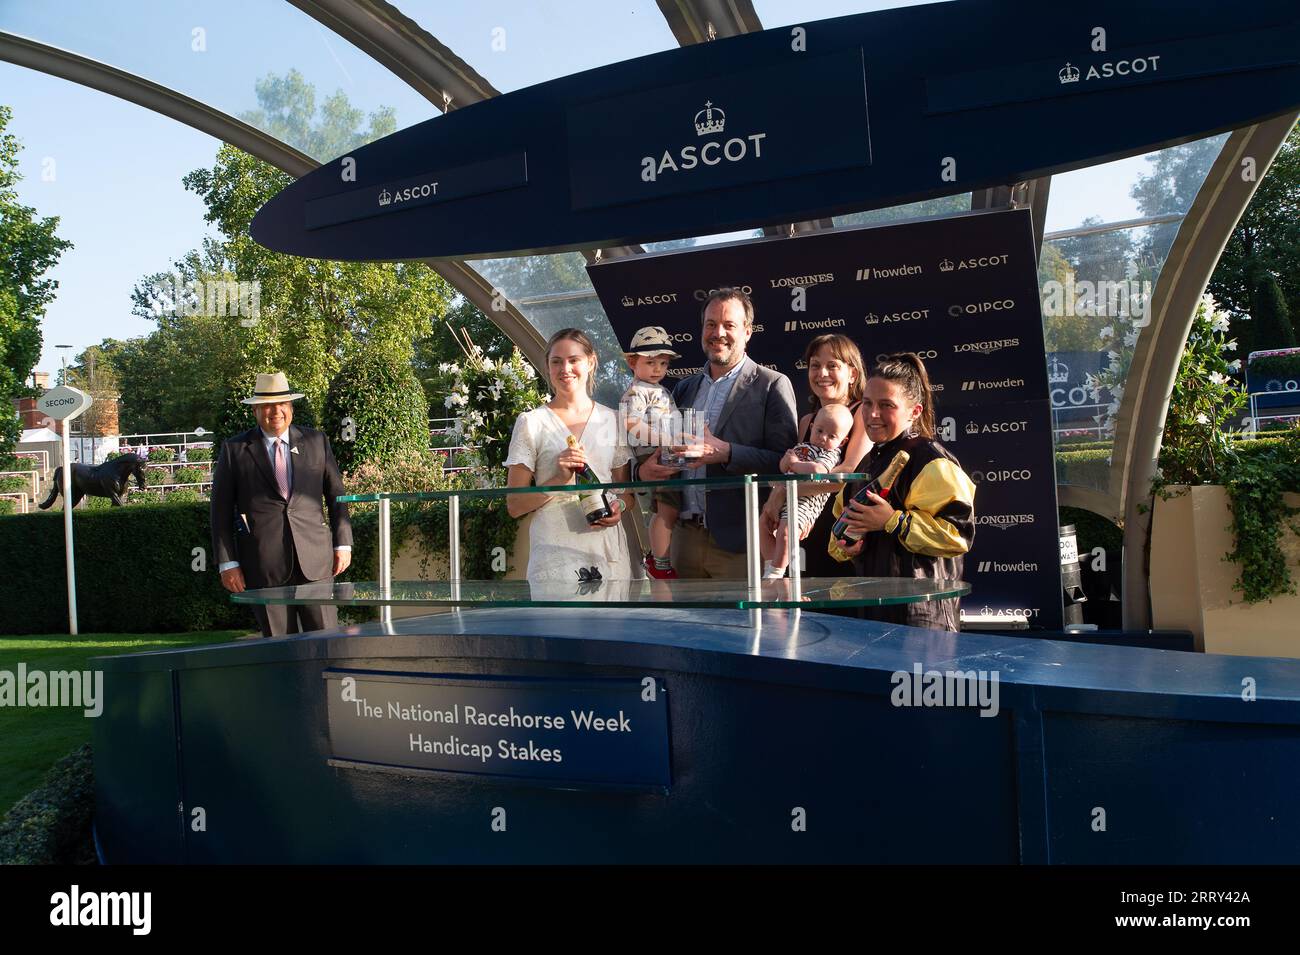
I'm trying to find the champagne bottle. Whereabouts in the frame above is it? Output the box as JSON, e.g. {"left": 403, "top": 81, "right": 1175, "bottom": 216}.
{"left": 566, "top": 434, "right": 616, "bottom": 525}
{"left": 831, "top": 450, "right": 911, "bottom": 543}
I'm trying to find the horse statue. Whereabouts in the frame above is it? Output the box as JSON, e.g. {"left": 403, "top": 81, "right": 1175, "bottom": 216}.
{"left": 38, "top": 453, "right": 149, "bottom": 509}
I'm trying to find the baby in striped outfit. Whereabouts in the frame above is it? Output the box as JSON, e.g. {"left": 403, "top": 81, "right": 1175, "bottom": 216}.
{"left": 761, "top": 403, "right": 855, "bottom": 579}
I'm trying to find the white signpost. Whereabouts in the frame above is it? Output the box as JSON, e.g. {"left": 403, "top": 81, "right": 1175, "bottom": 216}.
{"left": 37, "top": 385, "right": 93, "bottom": 635}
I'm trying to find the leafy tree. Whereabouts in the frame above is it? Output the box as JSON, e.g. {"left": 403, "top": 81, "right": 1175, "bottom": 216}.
{"left": 109, "top": 74, "right": 456, "bottom": 456}
{"left": 0, "top": 104, "right": 73, "bottom": 465}
{"left": 1208, "top": 121, "right": 1300, "bottom": 336}
{"left": 1131, "top": 134, "right": 1228, "bottom": 267}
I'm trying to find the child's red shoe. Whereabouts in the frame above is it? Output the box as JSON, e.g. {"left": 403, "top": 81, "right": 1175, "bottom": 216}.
{"left": 644, "top": 555, "right": 679, "bottom": 580}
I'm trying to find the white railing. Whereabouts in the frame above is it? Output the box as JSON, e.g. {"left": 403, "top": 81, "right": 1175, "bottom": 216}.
{"left": 0, "top": 470, "right": 40, "bottom": 497}
{"left": 14, "top": 450, "right": 50, "bottom": 472}
{"left": 129, "top": 481, "right": 215, "bottom": 497}
{"left": 1051, "top": 402, "right": 1111, "bottom": 441}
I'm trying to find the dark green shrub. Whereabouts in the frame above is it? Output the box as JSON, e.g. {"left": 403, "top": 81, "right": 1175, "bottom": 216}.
{"left": 145, "top": 467, "right": 169, "bottom": 487}
{"left": 0, "top": 498, "right": 15, "bottom": 516}
{"left": 321, "top": 349, "right": 430, "bottom": 473}
{"left": 0, "top": 502, "right": 246, "bottom": 632}
{"left": 1251, "top": 270, "right": 1296, "bottom": 351}
{"left": 0, "top": 475, "right": 29, "bottom": 493}
{"left": 147, "top": 446, "right": 175, "bottom": 463}
{"left": 173, "top": 466, "right": 205, "bottom": 484}
{"left": 183, "top": 447, "right": 212, "bottom": 463}
{"left": 0, "top": 745, "right": 95, "bottom": 865}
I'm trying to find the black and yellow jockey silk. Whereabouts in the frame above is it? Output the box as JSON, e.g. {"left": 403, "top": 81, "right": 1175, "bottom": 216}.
{"left": 829, "top": 432, "right": 975, "bottom": 631}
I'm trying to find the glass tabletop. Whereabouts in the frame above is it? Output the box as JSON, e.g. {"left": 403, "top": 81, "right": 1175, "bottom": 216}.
{"left": 232, "top": 577, "right": 970, "bottom": 610}
{"left": 338, "top": 472, "right": 873, "bottom": 502}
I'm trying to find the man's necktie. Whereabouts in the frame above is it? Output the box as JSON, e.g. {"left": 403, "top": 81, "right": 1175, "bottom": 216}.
{"left": 273, "top": 440, "right": 291, "bottom": 500}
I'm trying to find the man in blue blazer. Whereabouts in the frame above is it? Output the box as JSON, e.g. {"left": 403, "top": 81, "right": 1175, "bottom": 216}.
{"left": 211, "top": 372, "right": 352, "bottom": 636}
{"left": 639, "top": 288, "right": 798, "bottom": 577}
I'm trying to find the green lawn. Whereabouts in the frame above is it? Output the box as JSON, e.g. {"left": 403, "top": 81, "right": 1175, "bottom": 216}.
{"left": 0, "top": 631, "right": 246, "bottom": 816}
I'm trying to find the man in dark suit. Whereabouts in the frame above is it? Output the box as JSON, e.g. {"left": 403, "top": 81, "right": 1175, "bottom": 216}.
{"left": 211, "top": 372, "right": 352, "bottom": 636}
{"left": 639, "top": 288, "right": 798, "bottom": 577}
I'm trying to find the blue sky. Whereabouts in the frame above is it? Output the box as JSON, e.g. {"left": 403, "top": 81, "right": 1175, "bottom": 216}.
{"left": 2, "top": 0, "right": 1151, "bottom": 379}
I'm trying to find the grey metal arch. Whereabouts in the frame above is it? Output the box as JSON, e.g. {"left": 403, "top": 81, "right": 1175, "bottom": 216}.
{"left": 285, "top": 0, "right": 499, "bottom": 110}
{"left": 0, "top": 30, "right": 547, "bottom": 370}
{"left": 1112, "top": 112, "right": 1299, "bottom": 628}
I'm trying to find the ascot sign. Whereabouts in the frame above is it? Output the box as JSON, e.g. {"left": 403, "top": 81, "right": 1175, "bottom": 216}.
{"left": 38, "top": 385, "right": 92, "bottom": 421}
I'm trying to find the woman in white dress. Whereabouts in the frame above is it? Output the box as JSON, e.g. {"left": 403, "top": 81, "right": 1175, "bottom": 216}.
{"left": 505, "top": 328, "right": 634, "bottom": 585}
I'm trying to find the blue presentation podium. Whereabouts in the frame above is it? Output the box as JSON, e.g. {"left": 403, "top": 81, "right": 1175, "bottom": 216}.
{"left": 92, "top": 605, "right": 1300, "bottom": 864}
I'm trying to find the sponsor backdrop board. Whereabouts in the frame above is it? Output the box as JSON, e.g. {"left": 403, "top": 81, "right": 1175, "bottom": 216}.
{"left": 587, "top": 208, "right": 1063, "bottom": 630}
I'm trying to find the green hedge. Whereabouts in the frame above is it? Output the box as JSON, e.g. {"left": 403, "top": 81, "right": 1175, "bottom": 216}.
{"left": 0, "top": 492, "right": 519, "bottom": 633}
{"left": 0, "top": 503, "right": 246, "bottom": 633}
{"left": 0, "top": 745, "right": 95, "bottom": 864}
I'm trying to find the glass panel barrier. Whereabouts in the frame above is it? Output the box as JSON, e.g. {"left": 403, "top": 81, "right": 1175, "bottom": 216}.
{"left": 233, "top": 576, "right": 969, "bottom": 610}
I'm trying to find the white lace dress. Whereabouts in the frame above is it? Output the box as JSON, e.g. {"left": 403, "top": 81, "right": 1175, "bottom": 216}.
{"left": 504, "top": 404, "right": 634, "bottom": 585}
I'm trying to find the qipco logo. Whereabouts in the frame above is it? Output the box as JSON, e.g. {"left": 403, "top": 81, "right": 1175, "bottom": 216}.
{"left": 970, "top": 469, "right": 1033, "bottom": 483}
{"left": 693, "top": 284, "right": 754, "bottom": 302}
{"left": 669, "top": 332, "right": 694, "bottom": 343}
{"left": 876, "top": 349, "right": 938, "bottom": 363}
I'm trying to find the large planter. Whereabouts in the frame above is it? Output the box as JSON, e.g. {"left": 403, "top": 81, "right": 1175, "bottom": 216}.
{"left": 1151, "top": 485, "right": 1300, "bottom": 657}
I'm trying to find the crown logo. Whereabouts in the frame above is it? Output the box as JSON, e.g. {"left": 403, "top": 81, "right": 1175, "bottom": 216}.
{"left": 795, "top": 359, "right": 808, "bottom": 369}
{"left": 1048, "top": 356, "right": 1070, "bottom": 384}
{"left": 378, "top": 189, "right": 392, "bottom": 207}
{"left": 694, "top": 100, "right": 726, "bottom": 136}
{"left": 1059, "top": 62, "right": 1080, "bottom": 85}
{"left": 965, "top": 421, "right": 981, "bottom": 435}
{"left": 621, "top": 296, "right": 634, "bottom": 307}
{"left": 863, "top": 313, "right": 880, "bottom": 325}
{"left": 939, "top": 258, "right": 955, "bottom": 272}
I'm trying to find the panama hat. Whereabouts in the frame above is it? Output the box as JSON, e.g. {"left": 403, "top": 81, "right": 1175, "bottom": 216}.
{"left": 625, "top": 325, "right": 680, "bottom": 359}
{"left": 241, "top": 371, "right": 306, "bottom": 405}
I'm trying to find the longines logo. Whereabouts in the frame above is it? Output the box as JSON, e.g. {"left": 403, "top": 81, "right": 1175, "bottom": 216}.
{"left": 1059, "top": 56, "right": 1161, "bottom": 85}
{"left": 964, "top": 420, "right": 1029, "bottom": 435}
{"left": 378, "top": 180, "right": 439, "bottom": 207}
{"left": 621, "top": 293, "right": 679, "bottom": 307}
{"left": 977, "top": 513, "right": 1036, "bottom": 528}
{"left": 948, "top": 299, "right": 1015, "bottom": 317}
{"left": 940, "top": 255, "right": 1009, "bottom": 272}
{"left": 665, "top": 368, "right": 694, "bottom": 378}
{"left": 953, "top": 338, "right": 1020, "bottom": 355}
{"left": 977, "top": 560, "right": 1039, "bottom": 573}
{"left": 960, "top": 377, "right": 1025, "bottom": 392}
{"left": 770, "top": 273, "right": 834, "bottom": 288}
{"left": 641, "top": 101, "right": 768, "bottom": 183}
{"left": 784, "top": 318, "right": 846, "bottom": 332}
{"left": 693, "top": 284, "right": 753, "bottom": 301}
{"left": 855, "top": 264, "right": 922, "bottom": 281}
{"left": 970, "top": 469, "right": 1033, "bottom": 482}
